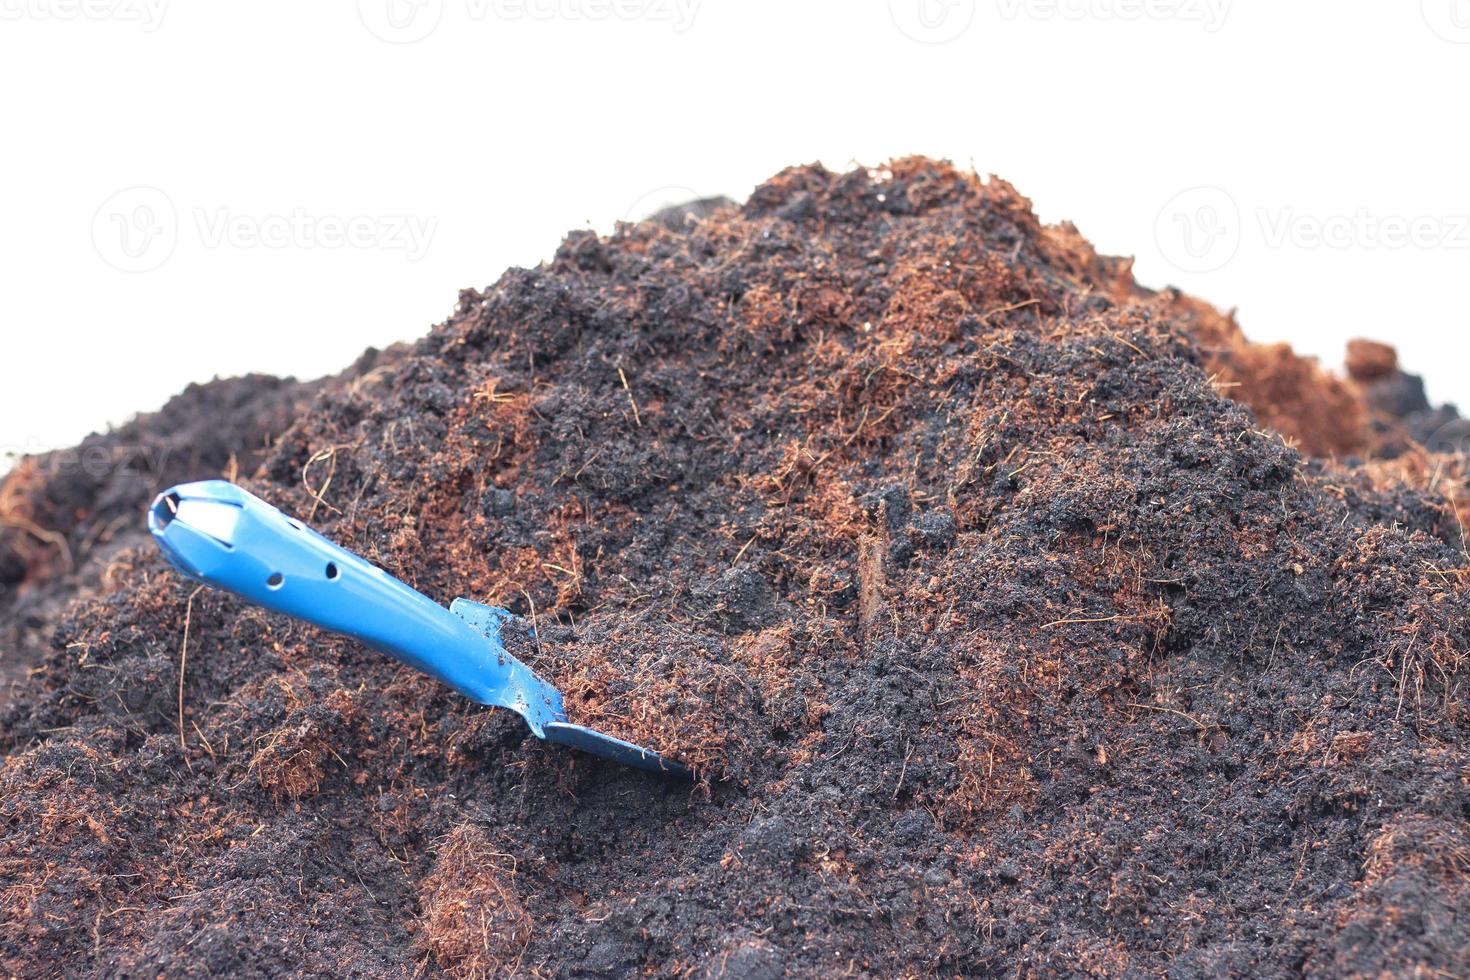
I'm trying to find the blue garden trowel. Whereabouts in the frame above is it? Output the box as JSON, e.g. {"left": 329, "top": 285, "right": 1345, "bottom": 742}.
{"left": 147, "top": 480, "right": 687, "bottom": 777}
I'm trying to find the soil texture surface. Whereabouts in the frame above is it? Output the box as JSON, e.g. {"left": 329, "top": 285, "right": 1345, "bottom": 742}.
{"left": 3, "top": 159, "right": 1468, "bottom": 978}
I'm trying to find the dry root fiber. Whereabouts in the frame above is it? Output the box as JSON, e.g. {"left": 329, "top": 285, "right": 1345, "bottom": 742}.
{"left": 418, "top": 824, "right": 532, "bottom": 979}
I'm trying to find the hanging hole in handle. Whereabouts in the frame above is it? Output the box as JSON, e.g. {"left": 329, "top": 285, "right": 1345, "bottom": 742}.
{"left": 325, "top": 562, "right": 340, "bottom": 581}
{"left": 151, "top": 492, "right": 182, "bottom": 530}
{"left": 286, "top": 519, "right": 303, "bottom": 531}
{"left": 266, "top": 572, "right": 284, "bottom": 589}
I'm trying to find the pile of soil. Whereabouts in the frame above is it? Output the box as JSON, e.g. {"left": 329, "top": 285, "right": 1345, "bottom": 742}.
{"left": 4, "top": 158, "right": 1469, "bottom": 977}
{"left": 0, "top": 371, "right": 342, "bottom": 703}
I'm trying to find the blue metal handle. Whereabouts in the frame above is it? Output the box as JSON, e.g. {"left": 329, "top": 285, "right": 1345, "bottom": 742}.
{"left": 147, "top": 480, "right": 566, "bottom": 736}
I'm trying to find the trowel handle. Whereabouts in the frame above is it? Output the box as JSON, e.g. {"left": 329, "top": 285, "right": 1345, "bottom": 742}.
{"left": 146, "top": 480, "right": 510, "bottom": 706}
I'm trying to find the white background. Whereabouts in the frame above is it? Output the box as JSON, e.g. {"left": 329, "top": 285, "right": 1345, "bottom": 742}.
{"left": 2, "top": 0, "right": 1467, "bottom": 469}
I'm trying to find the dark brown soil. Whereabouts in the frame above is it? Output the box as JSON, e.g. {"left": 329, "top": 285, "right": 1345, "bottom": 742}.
{"left": 0, "top": 370, "right": 350, "bottom": 704}
{"left": 3, "top": 158, "right": 1469, "bottom": 978}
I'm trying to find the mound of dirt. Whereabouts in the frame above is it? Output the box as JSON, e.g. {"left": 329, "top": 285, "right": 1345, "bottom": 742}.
{"left": 0, "top": 369, "right": 352, "bottom": 705}
{"left": 1344, "top": 339, "right": 1465, "bottom": 459}
{"left": 3, "top": 159, "right": 1469, "bottom": 977}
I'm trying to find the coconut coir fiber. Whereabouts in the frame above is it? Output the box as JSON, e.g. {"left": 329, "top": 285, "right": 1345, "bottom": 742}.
{"left": 2, "top": 158, "right": 1468, "bottom": 977}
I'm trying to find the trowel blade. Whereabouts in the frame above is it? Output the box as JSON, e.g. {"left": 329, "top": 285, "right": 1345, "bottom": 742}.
{"left": 543, "top": 722, "right": 691, "bottom": 777}
{"left": 452, "top": 597, "right": 690, "bottom": 777}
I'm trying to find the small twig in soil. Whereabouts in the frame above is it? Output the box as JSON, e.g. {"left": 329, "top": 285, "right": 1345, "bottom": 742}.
{"left": 979, "top": 298, "right": 1040, "bottom": 323}
{"left": 1427, "top": 456, "right": 1446, "bottom": 494}
{"left": 843, "top": 405, "right": 870, "bottom": 446}
{"left": 521, "top": 590, "right": 544, "bottom": 660}
{"left": 191, "top": 720, "right": 216, "bottom": 760}
{"left": 1394, "top": 626, "right": 1422, "bottom": 723}
{"left": 1126, "top": 702, "right": 1207, "bottom": 729}
{"left": 893, "top": 739, "right": 914, "bottom": 799}
{"left": 1041, "top": 614, "right": 1122, "bottom": 629}
{"left": 302, "top": 446, "right": 346, "bottom": 520}
{"left": 1206, "top": 372, "right": 1243, "bottom": 391}
{"left": 857, "top": 535, "right": 885, "bottom": 632}
{"left": 1107, "top": 333, "right": 1149, "bottom": 359}
{"left": 731, "top": 533, "right": 758, "bottom": 568}
{"left": 618, "top": 366, "right": 642, "bottom": 428}
{"left": 0, "top": 516, "right": 74, "bottom": 574}
{"left": 178, "top": 585, "right": 204, "bottom": 751}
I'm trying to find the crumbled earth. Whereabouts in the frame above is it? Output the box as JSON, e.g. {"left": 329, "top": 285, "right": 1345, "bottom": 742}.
{"left": 1124, "top": 290, "right": 1365, "bottom": 459}
{"left": 4, "top": 159, "right": 1469, "bottom": 978}
{"left": 0, "top": 369, "right": 353, "bottom": 703}
{"left": 1345, "top": 339, "right": 1465, "bottom": 459}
